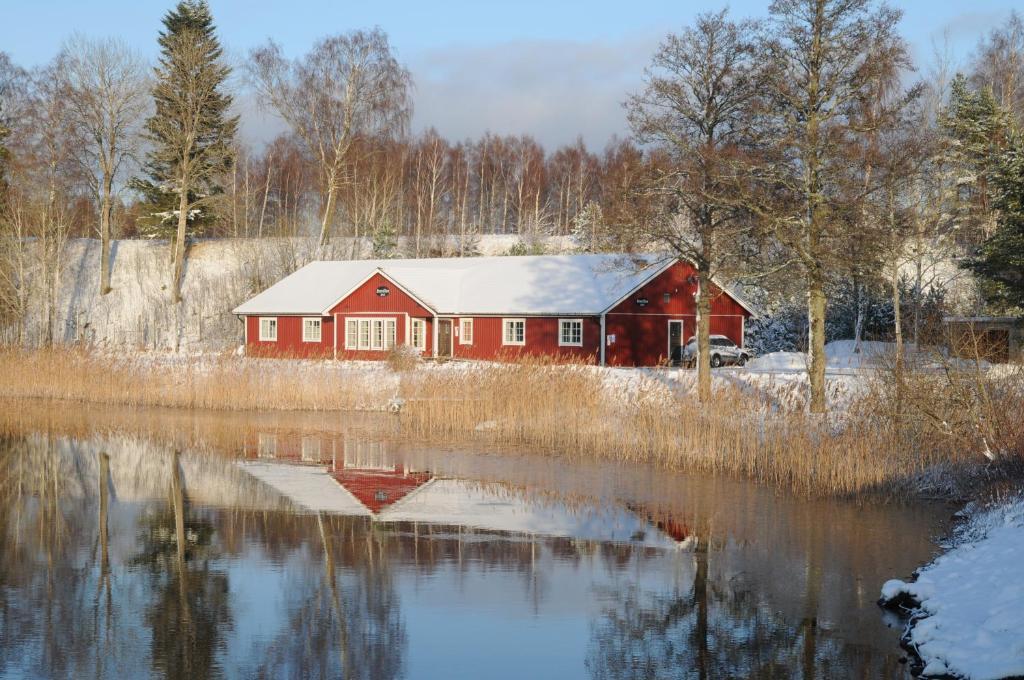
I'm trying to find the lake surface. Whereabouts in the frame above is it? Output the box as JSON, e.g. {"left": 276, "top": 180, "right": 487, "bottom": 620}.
{"left": 0, "top": 401, "right": 949, "bottom": 679}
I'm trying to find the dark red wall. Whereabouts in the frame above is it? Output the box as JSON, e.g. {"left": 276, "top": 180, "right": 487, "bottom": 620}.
{"left": 245, "top": 315, "right": 334, "bottom": 359}
{"left": 331, "top": 272, "right": 435, "bottom": 359}
{"left": 604, "top": 261, "right": 749, "bottom": 367}
{"left": 449, "top": 316, "right": 600, "bottom": 363}
{"left": 244, "top": 260, "right": 750, "bottom": 366}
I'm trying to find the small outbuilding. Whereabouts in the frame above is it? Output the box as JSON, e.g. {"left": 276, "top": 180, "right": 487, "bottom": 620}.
{"left": 232, "top": 253, "right": 755, "bottom": 367}
{"left": 944, "top": 316, "right": 1024, "bottom": 363}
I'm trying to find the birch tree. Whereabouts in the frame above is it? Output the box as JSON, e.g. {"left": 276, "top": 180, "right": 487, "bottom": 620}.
{"left": 249, "top": 29, "right": 412, "bottom": 248}
{"left": 59, "top": 36, "right": 148, "bottom": 295}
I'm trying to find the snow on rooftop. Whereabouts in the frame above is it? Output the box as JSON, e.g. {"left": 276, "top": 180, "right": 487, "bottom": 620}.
{"left": 376, "top": 478, "right": 681, "bottom": 549}
{"left": 232, "top": 254, "right": 668, "bottom": 316}
{"left": 238, "top": 462, "right": 372, "bottom": 516}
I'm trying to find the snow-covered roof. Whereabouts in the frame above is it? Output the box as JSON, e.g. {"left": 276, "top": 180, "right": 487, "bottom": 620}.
{"left": 232, "top": 254, "right": 672, "bottom": 316}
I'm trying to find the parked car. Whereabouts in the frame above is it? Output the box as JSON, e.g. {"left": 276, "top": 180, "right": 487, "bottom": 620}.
{"left": 678, "top": 335, "right": 753, "bottom": 368}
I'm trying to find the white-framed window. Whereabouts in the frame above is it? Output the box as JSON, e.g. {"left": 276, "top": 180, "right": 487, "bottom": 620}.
{"left": 459, "top": 318, "right": 474, "bottom": 345}
{"left": 345, "top": 319, "right": 357, "bottom": 350}
{"left": 358, "top": 319, "right": 371, "bottom": 349}
{"left": 410, "top": 318, "right": 426, "bottom": 351}
{"left": 259, "top": 317, "right": 277, "bottom": 342}
{"left": 301, "top": 436, "right": 321, "bottom": 462}
{"left": 258, "top": 433, "right": 276, "bottom": 458}
{"left": 386, "top": 319, "right": 397, "bottom": 349}
{"left": 371, "top": 319, "right": 384, "bottom": 350}
{"left": 502, "top": 318, "right": 526, "bottom": 346}
{"left": 302, "top": 317, "right": 322, "bottom": 343}
{"left": 344, "top": 317, "right": 399, "bottom": 351}
{"left": 559, "top": 319, "right": 583, "bottom": 347}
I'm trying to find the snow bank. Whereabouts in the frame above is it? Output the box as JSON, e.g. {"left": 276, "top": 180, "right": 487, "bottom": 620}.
{"left": 880, "top": 498, "right": 1024, "bottom": 679}
{"left": 748, "top": 339, "right": 910, "bottom": 373}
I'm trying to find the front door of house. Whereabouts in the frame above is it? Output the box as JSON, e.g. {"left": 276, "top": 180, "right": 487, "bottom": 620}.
{"left": 668, "top": 320, "right": 684, "bottom": 364}
{"left": 437, "top": 319, "right": 453, "bottom": 358}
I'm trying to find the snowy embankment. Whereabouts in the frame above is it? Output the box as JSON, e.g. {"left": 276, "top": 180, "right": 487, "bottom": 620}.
{"left": 21, "top": 235, "right": 576, "bottom": 351}
{"left": 880, "top": 498, "right": 1024, "bottom": 679}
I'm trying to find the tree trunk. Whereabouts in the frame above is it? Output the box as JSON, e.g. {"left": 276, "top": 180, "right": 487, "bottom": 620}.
{"left": 319, "top": 181, "right": 336, "bottom": 248}
{"left": 99, "top": 176, "right": 113, "bottom": 296}
{"left": 807, "top": 272, "right": 827, "bottom": 414}
{"left": 697, "top": 269, "right": 713, "bottom": 404}
{"left": 171, "top": 183, "right": 188, "bottom": 304}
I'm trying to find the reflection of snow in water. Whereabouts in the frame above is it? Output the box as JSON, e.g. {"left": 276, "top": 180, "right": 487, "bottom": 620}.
{"left": 19, "top": 433, "right": 288, "bottom": 510}
{"left": 238, "top": 461, "right": 682, "bottom": 550}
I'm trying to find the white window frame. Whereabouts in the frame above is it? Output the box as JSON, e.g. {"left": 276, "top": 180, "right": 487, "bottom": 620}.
{"left": 371, "top": 319, "right": 384, "bottom": 350}
{"left": 459, "top": 318, "right": 474, "bottom": 345}
{"left": 345, "top": 319, "right": 357, "bottom": 350}
{"left": 259, "top": 317, "right": 277, "bottom": 342}
{"left": 301, "top": 436, "right": 321, "bottom": 462}
{"left": 502, "top": 318, "right": 526, "bottom": 346}
{"left": 345, "top": 317, "right": 399, "bottom": 352}
{"left": 258, "top": 433, "right": 277, "bottom": 458}
{"left": 558, "top": 318, "right": 584, "bottom": 347}
{"left": 302, "top": 317, "right": 322, "bottom": 343}
{"left": 410, "top": 318, "right": 426, "bottom": 351}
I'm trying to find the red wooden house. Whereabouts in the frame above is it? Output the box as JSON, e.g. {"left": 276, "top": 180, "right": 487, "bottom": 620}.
{"left": 232, "top": 254, "right": 755, "bottom": 367}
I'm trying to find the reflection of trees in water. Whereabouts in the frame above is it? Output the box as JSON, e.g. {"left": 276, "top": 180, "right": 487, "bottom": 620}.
{"left": 0, "top": 435, "right": 115, "bottom": 677}
{"left": 586, "top": 545, "right": 906, "bottom": 680}
{"left": 131, "top": 452, "right": 233, "bottom": 679}
{"left": 249, "top": 514, "right": 406, "bottom": 680}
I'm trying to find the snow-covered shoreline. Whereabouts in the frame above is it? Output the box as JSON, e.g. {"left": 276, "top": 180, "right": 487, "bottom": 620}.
{"left": 879, "top": 497, "right": 1024, "bottom": 679}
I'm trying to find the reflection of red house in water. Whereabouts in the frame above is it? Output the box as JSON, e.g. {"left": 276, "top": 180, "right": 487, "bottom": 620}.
{"left": 628, "top": 503, "right": 692, "bottom": 544}
{"left": 330, "top": 466, "right": 433, "bottom": 514}
{"left": 243, "top": 432, "right": 434, "bottom": 514}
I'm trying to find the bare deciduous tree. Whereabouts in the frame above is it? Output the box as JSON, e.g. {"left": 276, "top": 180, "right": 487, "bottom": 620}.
{"left": 59, "top": 35, "right": 148, "bottom": 295}
{"left": 249, "top": 29, "right": 412, "bottom": 248}
{"left": 627, "top": 10, "right": 767, "bottom": 401}
{"left": 760, "top": 0, "right": 909, "bottom": 413}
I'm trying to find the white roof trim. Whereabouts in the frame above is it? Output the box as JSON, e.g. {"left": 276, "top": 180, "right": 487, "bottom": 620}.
{"left": 599, "top": 257, "right": 678, "bottom": 315}
{"left": 318, "top": 267, "right": 437, "bottom": 316}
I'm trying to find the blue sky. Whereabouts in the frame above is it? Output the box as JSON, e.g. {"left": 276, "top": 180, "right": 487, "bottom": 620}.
{"left": 1, "top": 1, "right": 1017, "bottom": 147}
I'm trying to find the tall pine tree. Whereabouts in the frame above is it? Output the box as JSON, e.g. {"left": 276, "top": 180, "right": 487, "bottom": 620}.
{"left": 965, "top": 130, "right": 1024, "bottom": 311}
{"left": 941, "top": 74, "right": 1012, "bottom": 246}
{"left": 132, "top": 0, "right": 237, "bottom": 303}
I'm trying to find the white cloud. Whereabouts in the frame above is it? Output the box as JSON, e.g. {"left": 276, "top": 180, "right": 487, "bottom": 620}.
{"left": 407, "top": 33, "right": 661, "bottom": 149}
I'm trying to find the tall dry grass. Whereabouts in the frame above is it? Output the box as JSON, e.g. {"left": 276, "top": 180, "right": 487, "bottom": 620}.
{"left": 394, "top": 360, "right": 986, "bottom": 497}
{"left": 1, "top": 346, "right": 1019, "bottom": 496}
{"left": 0, "top": 347, "right": 396, "bottom": 411}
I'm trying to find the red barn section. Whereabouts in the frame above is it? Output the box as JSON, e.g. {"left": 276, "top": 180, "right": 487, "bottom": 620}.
{"left": 242, "top": 432, "right": 434, "bottom": 514}
{"left": 330, "top": 272, "right": 435, "bottom": 360}
{"left": 246, "top": 315, "right": 335, "bottom": 359}
{"left": 237, "top": 256, "right": 753, "bottom": 367}
{"left": 605, "top": 260, "right": 748, "bottom": 367}
{"left": 449, "top": 316, "right": 601, "bottom": 363}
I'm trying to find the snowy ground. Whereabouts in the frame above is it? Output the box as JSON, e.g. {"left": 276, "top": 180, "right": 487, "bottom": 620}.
{"left": 880, "top": 497, "right": 1024, "bottom": 679}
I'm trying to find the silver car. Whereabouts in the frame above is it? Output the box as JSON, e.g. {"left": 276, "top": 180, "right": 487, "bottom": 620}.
{"left": 680, "top": 335, "right": 753, "bottom": 368}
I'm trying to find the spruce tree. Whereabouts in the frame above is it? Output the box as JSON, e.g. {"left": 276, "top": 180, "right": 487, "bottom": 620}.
{"left": 132, "top": 0, "right": 237, "bottom": 302}
{"left": 965, "top": 131, "right": 1024, "bottom": 311}
{"left": 941, "top": 74, "right": 1012, "bottom": 245}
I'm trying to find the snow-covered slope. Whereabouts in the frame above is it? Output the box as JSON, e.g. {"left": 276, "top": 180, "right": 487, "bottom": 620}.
{"left": 21, "top": 236, "right": 579, "bottom": 352}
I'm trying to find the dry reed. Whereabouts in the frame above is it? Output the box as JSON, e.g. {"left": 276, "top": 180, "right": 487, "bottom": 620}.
{"left": 0, "top": 346, "right": 1018, "bottom": 497}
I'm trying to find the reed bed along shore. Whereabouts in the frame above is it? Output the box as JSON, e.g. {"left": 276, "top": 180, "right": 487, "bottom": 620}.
{"left": 0, "top": 347, "right": 1019, "bottom": 497}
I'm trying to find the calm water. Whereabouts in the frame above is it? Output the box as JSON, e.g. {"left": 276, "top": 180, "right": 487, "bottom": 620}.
{"left": 0, "top": 402, "right": 949, "bottom": 679}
